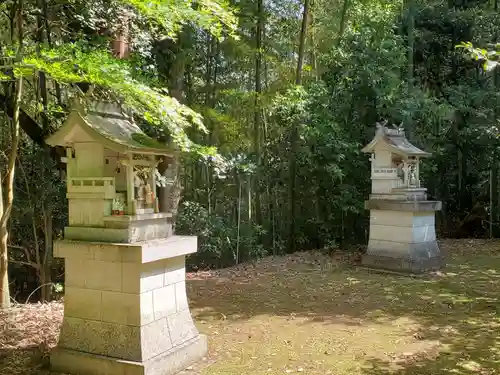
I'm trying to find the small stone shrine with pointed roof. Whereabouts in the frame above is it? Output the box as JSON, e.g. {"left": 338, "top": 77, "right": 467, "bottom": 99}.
{"left": 47, "top": 99, "right": 207, "bottom": 375}
{"left": 361, "top": 122, "right": 444, "bottom": 273}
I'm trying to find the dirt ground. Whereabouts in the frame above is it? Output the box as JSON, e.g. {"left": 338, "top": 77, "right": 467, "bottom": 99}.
{"left": 2, "top": 239, "right": 500, "bottom": 375}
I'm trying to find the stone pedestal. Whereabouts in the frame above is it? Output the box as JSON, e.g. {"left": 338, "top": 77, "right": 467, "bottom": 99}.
{"left": 51, "top": 236, "right": 207, "bottom": 375}
{"left": 362, "top": 199, "right": 444, "bottom": 273}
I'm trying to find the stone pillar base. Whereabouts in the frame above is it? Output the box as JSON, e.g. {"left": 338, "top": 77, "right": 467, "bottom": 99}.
{"left": 51, "top": 334, "right": 207, "bottom": 375}
{"left": 362, "top": 252, "right": 445, "bottom": 274}
{"left": 363, "top": 200, "right": 444, "bottom": 274}
{"left": 51, "top": 236, "right": 205, "bottom": 375}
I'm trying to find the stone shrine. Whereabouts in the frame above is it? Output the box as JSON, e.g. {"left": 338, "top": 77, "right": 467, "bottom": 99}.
{"left": 361, "top": 122, "right": 444, "bottom": 273}
{"left": 47, "top": 100, "right": 207, "bottom": 375}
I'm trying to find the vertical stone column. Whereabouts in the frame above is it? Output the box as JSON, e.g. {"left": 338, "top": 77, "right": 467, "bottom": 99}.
{"left": 51, "top": 236, "right": 207, "bottom": 375}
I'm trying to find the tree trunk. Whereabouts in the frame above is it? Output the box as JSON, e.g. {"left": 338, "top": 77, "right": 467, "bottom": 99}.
{"left": 254, "top": 0, "right": 264, "bottom": 226}
{"left": 0, "top": 79, "right": 23, "bottom": 308}
{"left": 37, "top": 0, "right": 55, "bottom": 301}
{"left": 491, "top": 163, "right": 498, "bottom": 237}
{"left": 36, "top": 0, "right": 49, "bottom": 133}
{"left": 42, "top": 208, "right": 53, "bottom": 301}
{"left": 406, "top": 0, "right": 415, "bottom": 135}
{"left": 0, "top": 0, "right": 24, "bottom": 309}
{"left": 493, "top": 0, "right": 499, "bottom": 237}
{"left": 288, "top": 0, "right": 310, "bottom": 253}
{"left": 209, "top": 39, "right": 221, "bottom": 145}
{"left": 337, "top": 0, "right": 350, "bottom": 47}
{"left": 0, "top": 171, "right": 9, "bottom": 308}
{"left": 309, "top": 0, "right": 318, "bottom": 78}
{"left": 296, "top": 0, "right": 310, "bottom": 86}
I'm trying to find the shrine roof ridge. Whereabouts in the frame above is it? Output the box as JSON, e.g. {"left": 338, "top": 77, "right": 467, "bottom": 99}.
{"left": 362, "top": 122, "right": 431, "bottom": 157}
{"left": 45, "top": 99, "right": 175, "bottom": 156}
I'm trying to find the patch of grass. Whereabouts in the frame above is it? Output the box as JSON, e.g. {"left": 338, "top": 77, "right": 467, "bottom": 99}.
{"left": 188, "top": 240, "right": 500, "bottom": 375}
{"left": 3, "top": 240, "right": 500, "bottom": 375}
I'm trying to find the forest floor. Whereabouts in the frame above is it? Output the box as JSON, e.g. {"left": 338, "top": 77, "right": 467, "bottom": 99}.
{"left": 1, "top": 239, "right": 500, "bottom": 375}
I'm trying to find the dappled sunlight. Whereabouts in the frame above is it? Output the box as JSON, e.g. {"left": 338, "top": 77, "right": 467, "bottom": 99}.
{"left": 186, "top": 239, "right": 500, "bottom": 374}
{"left": 2, "top": 240, "right": 500, "bottom": 374}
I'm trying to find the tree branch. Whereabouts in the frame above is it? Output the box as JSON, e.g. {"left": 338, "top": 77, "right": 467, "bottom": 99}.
{"left": 8, "top": 259, "right": 39, "bottom": 269}
{"left": 0, "top": 92, "right": 64, "bottom": 163}
{"left": 8, "top": 244, "right": 35, "bottom": 266}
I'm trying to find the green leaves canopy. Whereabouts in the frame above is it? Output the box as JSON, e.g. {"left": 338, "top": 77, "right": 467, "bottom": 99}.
{"left": 122, "top": 0, "right": 238, "bottom": 39}
{"left": 15, "top": 46, "right": 215, "bottom": 155}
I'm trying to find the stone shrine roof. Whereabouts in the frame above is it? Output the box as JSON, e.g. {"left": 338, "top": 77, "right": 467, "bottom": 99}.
{"left": 362, "top": 122, "right": 431, "bottom": 157}
{"left": 46, "top": 100, "right": 173, "bottom": 156}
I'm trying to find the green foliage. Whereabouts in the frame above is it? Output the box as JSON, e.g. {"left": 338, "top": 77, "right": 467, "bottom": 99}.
{"left": 7, "top": 144, "right": 67, "bottom": 300}
{"left": 123, "top": 0, "right": 238, "bottom": 40}
{"left": 176, "top": 201, "right": 266, "bottom": 269}
{"left": 4, "top": 0, "right": 500, "bottom": 300}
{"left": 15, "top": 46, "right": 215, "bottom": 154}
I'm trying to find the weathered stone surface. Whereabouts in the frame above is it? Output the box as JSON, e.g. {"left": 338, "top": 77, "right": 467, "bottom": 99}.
{"left": 166, "top": 309, "right": 198, "bottom": 347}
{"left": 51, "top": 335, "right": 208, "bottom": 375}
{"left": 140, "top": 291, "right": 155, "bottom": 325}
{"left": 103, "top": 213, "right": 172, "bottom": 229}
{"left": 65, "top": 259, "right": 87, "bottom": 288}
{"left": 58, "top": 317, "right": 142, "bottom": 361}
{"left": 369, "top": 224, "right": 436, "bottom": 243}
{"left": 175, "top": 282, "right": 189, "bottom": 312}
{"left": 142, "top": 261, "right": 166, "bottom": 292}
{"left": 64, "top": 219, "right": 174, "bottom": 243}
{"left": 54, "top": 236, "right": 198, "bottom": 263}
{"left": 164, "top": 257, "right": 185, "bottom": 286}
{"left": 369, "top": 210, "right": 435, "bottom": 228}
{"left": 54, "top": 237, "right": 205, "bottom": 375}
{"left": 101, "top": 291, "right": 141, "bottom": 325}
{"left": 85, "top": 260, "right": 123, "bottom": 292}
{"left": 122, "top": 262, "right": 141, "bottom": 293}
{"left": 152, "top": 285, "right": 176, "bottom": 320}
{"left": 363, "top": 203, "right": 443, "bottom": 273}
{"left": 362, "top": 253, "right": 445, "bottom": 273}
{"left": 363, "top": 239, "right": 445, "bottom": 273}
{"left": 370, "top": 188, "right": 428, "bottom": 202}
{"left": 365, "top": 199, "right": 442, "bottom": 212}
{"left": 51, "top": 348, "right": 143, "bottom": 375}
{"left": 64, "top": 287, "right": 102, "bottom": 321}
{"left": 144, "top": 335, "right": 207, "bottom": 375}
{"left": 122, "top": 237, "right": 197, "bottom": 264}
{"left": 141, "top": 318, "right": 173, "bottom": 361}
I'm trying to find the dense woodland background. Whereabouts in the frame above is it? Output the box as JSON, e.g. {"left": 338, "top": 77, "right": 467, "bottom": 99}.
{"left": 0, "top": 0, "right": 500, "bottom": 305}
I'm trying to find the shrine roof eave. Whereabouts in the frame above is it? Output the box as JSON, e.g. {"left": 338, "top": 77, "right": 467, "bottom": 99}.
{"left": 45, "top": 111, "right": 175, "bottom": 157}
{"left": 361, "top": 137, "right": 431, "bottom": 157}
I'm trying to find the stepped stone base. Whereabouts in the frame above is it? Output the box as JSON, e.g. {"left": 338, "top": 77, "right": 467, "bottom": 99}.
{"left": 51, "top": 334, "right": 207, "bottom": 375}
{"left": 362, "top": 246, "right": 445, "bottom": 273}
{"left": 51, "top": 235, "right": 206, "bottom": 375}
{"left": 363, "top": 201, "right": 444, "bottom": 273}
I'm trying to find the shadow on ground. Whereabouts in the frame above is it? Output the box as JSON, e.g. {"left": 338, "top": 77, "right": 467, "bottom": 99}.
{"left": 2, "top": 239, "right": 500, "bottom": 374}
{"left": 188, "top": 239, "right": 500, "bottom": 374}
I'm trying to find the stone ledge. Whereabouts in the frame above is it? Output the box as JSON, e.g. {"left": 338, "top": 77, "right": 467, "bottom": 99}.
{"left": 103, "top": 213, "right": 173, "bottom": 224}
{"left": 361, "top": 253, "right": 445, "bottom": 274}
{"left": 365, "top": 199, "right": 442, "bottom": 212}
{"left": 366, "top": 239, "right": 442, "bottom": 258}
{"left": 54, "top": 236, "right": 197, "bottom": 263}
{"left": 51, "top": 334, "right": 208, "bottom": 375}
{"left": 64, "top": 224, "right": 173, "bottom": 243}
